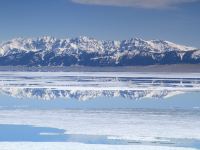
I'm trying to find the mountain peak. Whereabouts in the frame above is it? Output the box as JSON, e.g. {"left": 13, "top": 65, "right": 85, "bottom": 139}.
{"left": 37, "top": 36, "right": 57, "bottom": 42}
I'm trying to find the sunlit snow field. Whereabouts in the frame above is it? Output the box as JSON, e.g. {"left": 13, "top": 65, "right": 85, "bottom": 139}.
{"left": 0, "top": 71, "right": 200, "bottom": 150}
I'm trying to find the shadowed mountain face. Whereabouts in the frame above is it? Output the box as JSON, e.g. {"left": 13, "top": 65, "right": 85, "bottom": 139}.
{"left": 0, "top": 36, "right": 199, "bottom": 66}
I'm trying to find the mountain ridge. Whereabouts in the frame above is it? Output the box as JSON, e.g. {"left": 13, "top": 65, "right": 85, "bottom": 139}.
{"left": 0, "top": 36, "right": 199, "bottom": 66}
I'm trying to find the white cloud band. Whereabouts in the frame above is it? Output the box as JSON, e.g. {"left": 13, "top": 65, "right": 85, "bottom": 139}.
{"left": 71, "top": 0, "right": 198, "bottom": 9}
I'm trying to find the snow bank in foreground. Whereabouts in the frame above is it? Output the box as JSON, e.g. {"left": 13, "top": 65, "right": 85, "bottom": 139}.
{"left": 0, "top": 142, "right": 197, "bottom": 150}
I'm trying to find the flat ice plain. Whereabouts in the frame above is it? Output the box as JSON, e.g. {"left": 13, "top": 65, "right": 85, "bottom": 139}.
{"left": 0, "top": 70, "right": 200, "bottom": 150}
{"left": 0, "top": 71, "right": 200, "bottom": 91}
{"left": 0, "top": 109, "right": 200, "bottom": 150}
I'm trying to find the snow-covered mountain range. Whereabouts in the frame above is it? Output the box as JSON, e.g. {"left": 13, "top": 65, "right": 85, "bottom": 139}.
{"left": 0, "top": 88, "right": 184, "bottom": 101}
{"left": 0, "top": 36, "right": 199, "bottom": 66}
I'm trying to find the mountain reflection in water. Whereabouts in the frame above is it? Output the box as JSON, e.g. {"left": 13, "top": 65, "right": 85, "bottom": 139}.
{"left": 0, "top": 71, "right": 200, "bottom": 100}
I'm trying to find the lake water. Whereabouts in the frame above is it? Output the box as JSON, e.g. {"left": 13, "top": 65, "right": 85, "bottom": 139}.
{"left": 0, "top": 71, "right": 200, "bottom": 150}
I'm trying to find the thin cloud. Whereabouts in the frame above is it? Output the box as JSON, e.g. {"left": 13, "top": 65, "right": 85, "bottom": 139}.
{"left": 71, "top": 0, "right": 199, "bottom": 9}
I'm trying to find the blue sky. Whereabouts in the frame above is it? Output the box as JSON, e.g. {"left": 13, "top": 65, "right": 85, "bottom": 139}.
{"left": 0, "top": 0, "right": 200, "bottom": 47}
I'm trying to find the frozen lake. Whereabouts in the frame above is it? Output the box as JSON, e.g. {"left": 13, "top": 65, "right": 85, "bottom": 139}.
{"left": 0, "top": 71, "right": 200, "bottom": 149}
{"left": 0, "top": 109, "right": 200, "bottom": 149}
{"left": 0, "top": 71, "right": 200, "bottom": 91}
{"left": 0, "top": 109, "right": 200, "bottom": 150}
